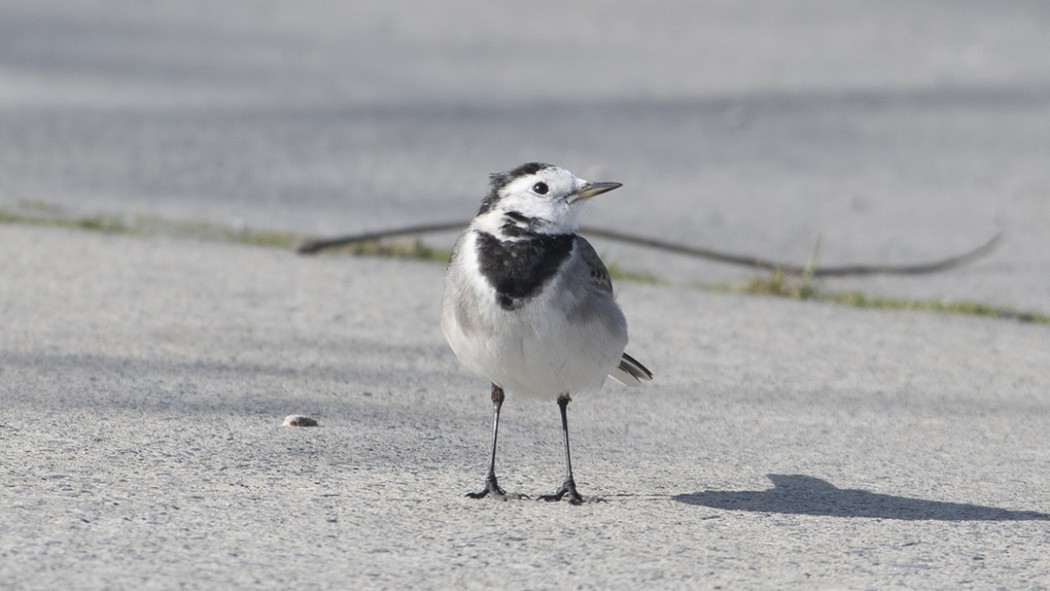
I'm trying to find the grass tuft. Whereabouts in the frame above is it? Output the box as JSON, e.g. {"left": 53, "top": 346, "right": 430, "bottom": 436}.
{"left": 329, "top": 237, "right": 452, "bottom": 263}
{"left": 605, "top": 261, "right": 663, "bottom": 285}
{"left": 718, "top": 272, "right": 1050, "bottom": 325}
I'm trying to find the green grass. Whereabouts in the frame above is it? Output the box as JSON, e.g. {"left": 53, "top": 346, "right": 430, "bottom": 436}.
{"left": 3, "top": 200, "right": 1047, "bottom": 325}
{"left": 0, "top": 206, "right": 129, "bottom": 233}
{"left": 1, "top": 202, "right": 301, "bottom": 249}
{"left": 716, "top": 270, "right": 1050, "bottom": 325}
{"left": 327, "top": 237, "right": 453, "bottom": 264}
{"left": 605, "top": 261, "right": 664, "bottom": 285}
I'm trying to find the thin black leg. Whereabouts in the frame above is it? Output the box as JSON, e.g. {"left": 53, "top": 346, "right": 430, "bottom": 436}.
{"left": 467, "top": 384, "right": 526, "bottom": 501}
{"left": 539, "top": 394, "right": 585, "bottom": 505}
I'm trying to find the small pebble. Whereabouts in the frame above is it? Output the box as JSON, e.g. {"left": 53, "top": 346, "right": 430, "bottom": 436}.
{"left": 282, "top": 414, "right": 319, "bottom": 427}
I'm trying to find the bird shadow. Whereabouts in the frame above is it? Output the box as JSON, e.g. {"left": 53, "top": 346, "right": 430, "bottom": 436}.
{"left": 673, "top": 474, "right": 1050, "bottom": 521}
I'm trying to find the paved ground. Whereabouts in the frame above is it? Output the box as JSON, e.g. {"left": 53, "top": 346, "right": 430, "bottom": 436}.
{"left": 2, "top": 1, "right": 1050, "bottom": 589}
{"left": 3, "top": 225, "right": 1049, "bottom": 590}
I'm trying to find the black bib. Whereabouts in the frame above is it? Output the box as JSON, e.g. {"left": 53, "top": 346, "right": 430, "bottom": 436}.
{"left": 475, "top": 230, "right": 574, "bottom": 311}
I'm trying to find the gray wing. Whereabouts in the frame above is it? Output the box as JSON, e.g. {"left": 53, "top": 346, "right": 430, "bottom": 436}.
{"left": 574, "top": 236, "right": 614, "bottom": 295}
{"left": 576, "top": 237, "right": 654, "bottom": 385}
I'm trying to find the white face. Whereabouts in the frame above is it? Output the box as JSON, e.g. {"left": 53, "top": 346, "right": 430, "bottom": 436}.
{"left": 489, "top": 166, "right": 589, "bottom": 234}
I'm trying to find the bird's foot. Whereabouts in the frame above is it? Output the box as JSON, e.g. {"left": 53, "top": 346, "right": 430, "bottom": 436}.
{"left": 539, "top": 477, "right": 595, "bottom": 505}
{"left": 466, "top": 475, "right": 529, "bottom": 501}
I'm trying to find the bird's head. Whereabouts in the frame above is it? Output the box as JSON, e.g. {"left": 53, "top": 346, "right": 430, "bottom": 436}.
{"left": 475, "top": 162, "right": 621, "bottom": 236}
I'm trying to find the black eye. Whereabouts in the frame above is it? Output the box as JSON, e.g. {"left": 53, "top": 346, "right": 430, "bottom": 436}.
{"left": 532, "top": 182, "right": 549, "bottom": 195}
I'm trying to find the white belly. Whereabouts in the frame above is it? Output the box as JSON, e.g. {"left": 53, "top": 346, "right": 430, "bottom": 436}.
{"left": 441, "top": 242, "right": 627, "bottom": 399}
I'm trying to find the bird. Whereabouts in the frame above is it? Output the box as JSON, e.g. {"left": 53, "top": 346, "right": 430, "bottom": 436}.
{"left": 441, "top": 162, "right": 653, "bottom": 505}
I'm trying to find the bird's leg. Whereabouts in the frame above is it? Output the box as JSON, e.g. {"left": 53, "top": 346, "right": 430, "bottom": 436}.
{"left": 467, "top": 384, "right": 527, "bottom": 501}
{"left": 540, "top": 393, "right": 585, "bottom": 505}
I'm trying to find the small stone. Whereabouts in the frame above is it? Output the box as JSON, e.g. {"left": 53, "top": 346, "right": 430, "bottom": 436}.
{"left": 282, "top": 414, "right": 319, "bottom": 427}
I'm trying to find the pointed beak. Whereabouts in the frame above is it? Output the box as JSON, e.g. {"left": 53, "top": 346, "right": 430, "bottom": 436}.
{"left": 574, "top": 181, "right": 622, "bottom": 201}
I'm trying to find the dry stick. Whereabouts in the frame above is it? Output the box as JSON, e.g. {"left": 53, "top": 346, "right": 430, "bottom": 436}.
{"left": 296, "top": 222, "right": 466, "bottom": 255}
{"left": 296, "top": 222, "right": 1002, "bottom": 278}
{"left": 582, "top": 227, "right": 1003, "bottom": 278}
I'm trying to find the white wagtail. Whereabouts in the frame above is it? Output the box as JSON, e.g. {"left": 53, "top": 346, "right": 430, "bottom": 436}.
{"left": 441, "top": 162, "right": 653, "bottom": 504}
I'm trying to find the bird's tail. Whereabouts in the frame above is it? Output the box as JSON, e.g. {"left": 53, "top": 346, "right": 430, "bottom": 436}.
{"left": 609, "top": 352, "right": 653, "bottom": 387}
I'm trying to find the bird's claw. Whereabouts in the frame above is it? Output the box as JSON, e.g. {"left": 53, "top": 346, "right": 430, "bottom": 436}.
{"left": 466, "top": 476, "right": 529, "bottom": 501}
{"left": 539, "top": 478, "right": 587, "bottom": 505}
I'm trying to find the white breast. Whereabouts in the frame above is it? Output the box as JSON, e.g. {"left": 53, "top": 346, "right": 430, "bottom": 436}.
{"left": 441, "top": 232, "right": 628, "bottom": 399}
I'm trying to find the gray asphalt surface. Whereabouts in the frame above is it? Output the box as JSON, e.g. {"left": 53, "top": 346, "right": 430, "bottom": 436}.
{"left": 2, "top": 2, "right": 1050, "bottom": 589}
